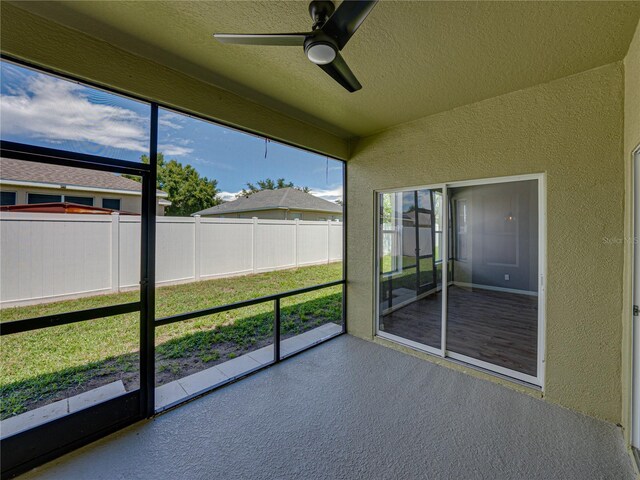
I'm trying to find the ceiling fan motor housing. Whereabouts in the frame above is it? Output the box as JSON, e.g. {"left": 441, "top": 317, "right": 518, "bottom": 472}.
{"left": 304, "top": 34, "right": 338, "bottom": 65}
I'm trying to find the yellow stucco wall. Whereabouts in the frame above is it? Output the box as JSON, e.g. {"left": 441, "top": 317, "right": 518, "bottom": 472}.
{"left": 0, "top": 3, "right": 349, "bottom": 161}
{"left": 347, "top": 62, "right": 625, "bottom": 423}
{"left": 622, "top": 19, "right": 640, "bottom": 444}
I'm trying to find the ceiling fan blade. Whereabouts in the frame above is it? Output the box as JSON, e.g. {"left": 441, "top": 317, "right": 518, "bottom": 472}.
{"left": 321, "top": 0, "right": 378, "bottom": 50}
{"left": 318, "top": 52, "right": 362, "bottom": 92}
{"left": 213, "top": 33, "right": 309, "bottom": 46}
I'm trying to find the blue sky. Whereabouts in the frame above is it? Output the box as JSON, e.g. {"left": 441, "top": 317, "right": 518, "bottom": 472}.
{"left": 0, "top": 61, "right": 343, "bottom": 201}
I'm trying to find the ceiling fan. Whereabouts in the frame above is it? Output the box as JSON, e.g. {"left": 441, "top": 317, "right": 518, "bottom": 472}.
{"left": 213, "top": 0, "right": 378, "bottom": 92}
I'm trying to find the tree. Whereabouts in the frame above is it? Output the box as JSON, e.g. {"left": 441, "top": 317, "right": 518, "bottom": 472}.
{"left": 237, "top": 178, "right": 310, "bottom": 198}
{"left": 334, "top": 199, "right": 344, "bottom": 206}
{"left": 126, "top": 153, "right": 221, "bottom": 216}
{"left": 381, "top": 194, "right": 393, "bottom": 226}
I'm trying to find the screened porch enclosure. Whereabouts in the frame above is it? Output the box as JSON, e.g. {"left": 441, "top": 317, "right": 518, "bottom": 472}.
{"left": 0, "top": 59, "right": 346, "bottom": 479}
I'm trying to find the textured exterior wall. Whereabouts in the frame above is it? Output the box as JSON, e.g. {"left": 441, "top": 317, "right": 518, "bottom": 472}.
{"left": 0, "top": 4, "right": 349, "bottom": 160}
{"left": 347, "top": 63, "right": 625, "bottom": 423}
{"left": 622, "top": 19, "right": 640, "bottom": 444}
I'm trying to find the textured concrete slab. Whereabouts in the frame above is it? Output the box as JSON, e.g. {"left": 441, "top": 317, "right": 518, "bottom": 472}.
{"left": 0, "top": 398, "right": 68, "bottom": 439}
{"left": 155, "top": 326, "right": 339, "bottom": 411}
{"left": 178, "top": 366, "right": 227, "bottom": 397}
{"left": 68, "top": 381, "right": 126, "bottom": 414}
{"left": 215, "top": 354, "right": 261, "bottom": 379}
{"left": 280, "top": 324, "right": 340, "bottom": 357}
{"left": 20, "top": 336, "right": 635, "bottom": 480}
{"left": 246, "top": 345, "right": 275, "bottom": 365}
{"left": 155, "top": 381, "right": 188, "bottom": 411}
{"left": 317, "top": 322, "right": 342, "bottom": 335}
{"left": 280, "top": 339, "right": 307, "bottom": 357}
{"left": 2, "top": 380, "right": 130, "bottom": 438}
{"left": 306, "top": 322, "right": 341, "bottom": 340}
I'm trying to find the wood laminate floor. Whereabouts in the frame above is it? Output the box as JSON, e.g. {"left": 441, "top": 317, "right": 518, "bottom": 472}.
{"left": 381, "top": 285, "right": 538, "bottom": 376}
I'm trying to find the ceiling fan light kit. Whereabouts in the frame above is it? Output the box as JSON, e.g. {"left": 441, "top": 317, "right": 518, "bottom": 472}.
{"left": 304, "top": 36, "right": 337, "bottom": 65}
{"left": 213, "top": 0, "right": 378, "bottom": 92}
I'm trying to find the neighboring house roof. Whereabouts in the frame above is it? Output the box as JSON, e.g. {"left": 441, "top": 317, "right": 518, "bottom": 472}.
{"left": 194, "top": 187, "right": 342, "bottom": 216}
{"left": 0, "top": 157, "right": 169, "bottom": 199}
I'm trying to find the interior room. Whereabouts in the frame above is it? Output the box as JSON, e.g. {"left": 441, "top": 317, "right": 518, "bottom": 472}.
{"left": 1, "top": 1, "right": 640, "bottom": 479}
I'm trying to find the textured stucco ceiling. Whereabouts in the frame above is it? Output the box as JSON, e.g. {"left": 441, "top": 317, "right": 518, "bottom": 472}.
{"left": 9, "top": 1, "right": 640, "bottom": 139}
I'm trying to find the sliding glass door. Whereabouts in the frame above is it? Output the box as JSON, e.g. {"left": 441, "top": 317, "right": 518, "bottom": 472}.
{"left": 376, "top": 176, "right": 544, "bottom": 386}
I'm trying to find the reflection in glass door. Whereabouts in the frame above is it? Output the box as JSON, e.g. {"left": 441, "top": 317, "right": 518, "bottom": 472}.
{"left": 376, "top": 176, "right": 544, "bottom": 385}
{"left": 378, "top": 188, "right": 443, "bottom": 351}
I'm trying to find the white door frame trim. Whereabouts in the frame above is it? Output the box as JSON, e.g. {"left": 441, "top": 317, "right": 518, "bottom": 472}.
{"left": 632, "top": 145, "right": 640, "bottom": 449}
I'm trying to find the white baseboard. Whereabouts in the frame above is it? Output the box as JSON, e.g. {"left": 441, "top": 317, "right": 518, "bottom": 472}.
{"left": 452, "top": 281, "right": 538, "bottom": 296}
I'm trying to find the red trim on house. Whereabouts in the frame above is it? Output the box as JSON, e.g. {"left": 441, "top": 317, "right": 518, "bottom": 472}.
{"left": 0, "top": 202, "right": 139, "bottom": 215}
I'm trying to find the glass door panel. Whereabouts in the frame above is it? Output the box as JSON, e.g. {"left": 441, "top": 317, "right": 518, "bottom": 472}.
{"left": 378, "top": 189, "right": 442, "bottom": 350}
{"left": 446, "top": 180, "right": 539, "bottom": 378}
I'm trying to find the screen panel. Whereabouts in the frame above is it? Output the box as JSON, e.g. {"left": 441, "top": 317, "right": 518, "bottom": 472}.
{"left": 1, "top": 60, "right": 150, "bottom": 162}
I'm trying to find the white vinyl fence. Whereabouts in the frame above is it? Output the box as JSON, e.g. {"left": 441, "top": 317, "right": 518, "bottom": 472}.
{"left": 0, "top": 213, "right": 343, "bottom": 307}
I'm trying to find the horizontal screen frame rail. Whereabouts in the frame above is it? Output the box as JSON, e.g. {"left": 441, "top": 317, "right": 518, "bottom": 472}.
{"left": 156, "top": 280, "right": 345, "bottom": 326}
{"left": 0, "top": 141, "right": 151, "bottom": 176}
{"left": 0, "top": 302, "right": 141, "bottom": 335}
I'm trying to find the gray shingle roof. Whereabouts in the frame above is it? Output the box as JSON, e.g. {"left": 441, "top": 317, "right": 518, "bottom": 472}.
{"left": 0, "top": 157, "right": 167, "bottom": 196}
{"left": 194, "top": 187, "right": 342, "bottom": 216}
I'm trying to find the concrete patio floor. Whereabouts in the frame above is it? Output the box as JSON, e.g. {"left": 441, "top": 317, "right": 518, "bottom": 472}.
{"left": 20, "top": 335, "right": 634, "bottom": 479}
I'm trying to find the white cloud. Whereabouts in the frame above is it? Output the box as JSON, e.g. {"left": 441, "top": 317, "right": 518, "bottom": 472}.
{"left": 158, "top": 113, "right": 185, "bottom": 130}
{"left": 1, "top": 73, "right": 188, "bottom": 157}
{"left": 1, "top": 75, "right": 149, "bottom": 153}
{"left": 310, "top": 186, "right": 343, "bottom": 203}
{"left": 218, "top": 190, "right": 242, "bottom": 201}
{"left": 159, "top": 144, "right": 194, "bottom": 156}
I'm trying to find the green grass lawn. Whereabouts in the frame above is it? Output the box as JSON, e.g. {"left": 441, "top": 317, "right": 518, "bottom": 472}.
{"left": 0, "top": 263, "right": 342, "bottom": 419}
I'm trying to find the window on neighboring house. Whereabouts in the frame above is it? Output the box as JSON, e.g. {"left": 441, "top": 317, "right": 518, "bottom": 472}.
{"left": 65, "top": 195, "right": 93, "bottom": 206}
{"left": 28, "top": 193, "right": 62, "bottom": 204}
{"left": 0, "top": 191, "right": 17, "bottom": 206}
{"left": 102, "top": 198, "right": 121, "bottom": 210}
{"left": 290, "top": 213, "right": 302, "bottom": 220}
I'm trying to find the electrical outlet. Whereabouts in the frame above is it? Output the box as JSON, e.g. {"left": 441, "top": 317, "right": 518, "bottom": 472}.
{"left": 504, "top": 274, "right": 510, "bottom": 281}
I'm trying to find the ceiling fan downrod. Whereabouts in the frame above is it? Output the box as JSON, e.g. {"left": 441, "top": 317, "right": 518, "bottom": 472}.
{"left": 309, "top": 0, "right": 336, "bottom": 30}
